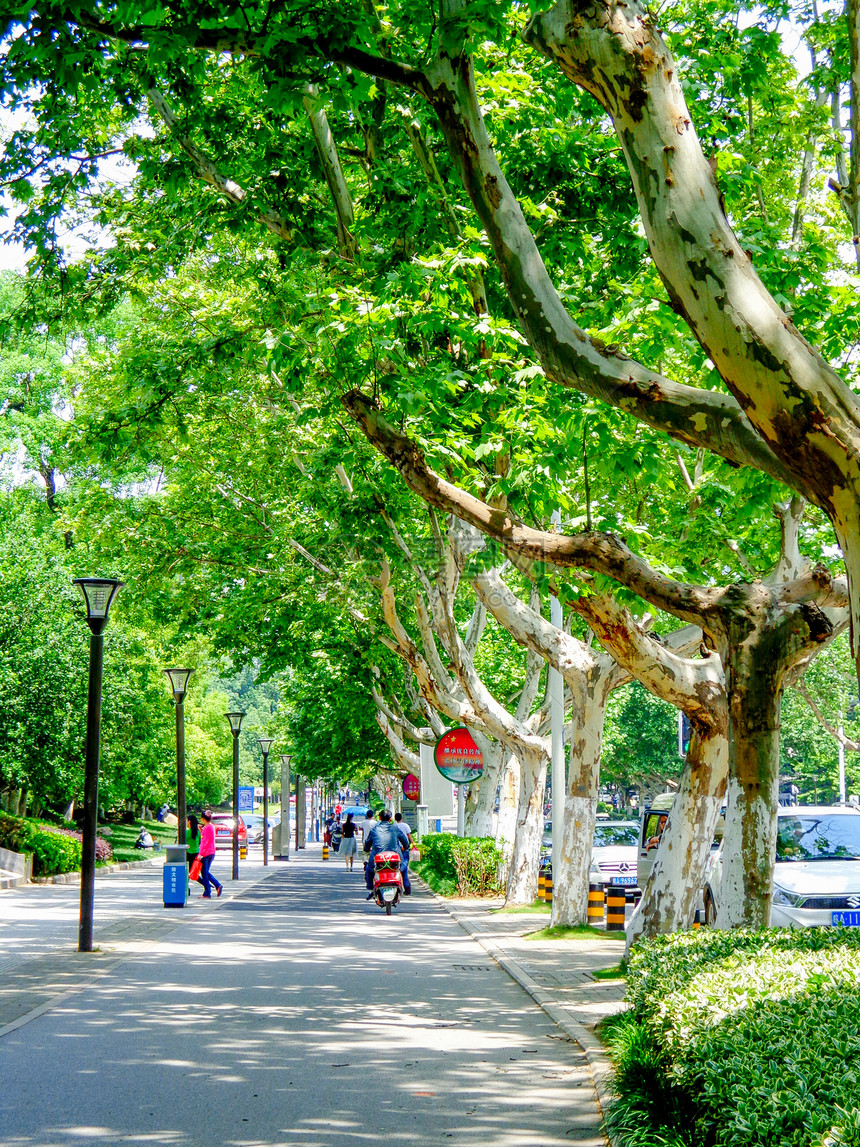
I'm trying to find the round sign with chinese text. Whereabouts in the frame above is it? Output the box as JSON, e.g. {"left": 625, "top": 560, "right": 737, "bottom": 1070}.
{"left": 434, "top": 728, "right": 484, "bottom": 784}
{"left": 403, "top": 773, "right": 420, "bottom": 801}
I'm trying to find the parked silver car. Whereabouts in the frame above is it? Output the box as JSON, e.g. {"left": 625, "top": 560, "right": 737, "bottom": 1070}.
{"left": 704, "top": 805, "right": 860, "bottom": 927}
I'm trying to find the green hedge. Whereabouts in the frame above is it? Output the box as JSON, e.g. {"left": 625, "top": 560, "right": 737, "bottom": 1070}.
{"left": 607, "top": 928, "right": 860, "bottom": 1147}
{"left": 0, "top": 813, "right": 92, "bottom": 875}
{"left": 27, "top": 830, "right": 82, "bottom": 876}
{"left": 413, "top": 833, "right": 504, "bottom": 897}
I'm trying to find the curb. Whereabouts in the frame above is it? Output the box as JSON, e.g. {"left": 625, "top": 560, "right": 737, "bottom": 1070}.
{"left": 416, "top": 876, "right": 621, "bottom": 1147}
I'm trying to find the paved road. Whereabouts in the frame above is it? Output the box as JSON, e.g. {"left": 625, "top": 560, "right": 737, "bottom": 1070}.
{"left": 0, "top": 851, "right": 604, "bottom": 1147}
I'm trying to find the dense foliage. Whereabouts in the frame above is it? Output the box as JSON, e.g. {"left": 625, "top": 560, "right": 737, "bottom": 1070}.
{"left": 607, "top": 928, "right": 860, "bottom": 1147}
{"left": 1, "top": 0, "right": 860, "bottom": 933}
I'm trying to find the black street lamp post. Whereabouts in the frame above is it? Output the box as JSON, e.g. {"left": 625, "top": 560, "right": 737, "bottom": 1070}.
{"left": 73, "top": 577, "right": 123, "bottom": 953}
{"left": 257, "top": 738, "right": 274, "bottom": 867}
{"left": 225, "top": 712, "right": 245, "bottom": 880}
{"left": 277, "top": 754, "right": 291, "bottom": 861}
{"left": 164, "top": 669, "right": 193, "bottom": 846}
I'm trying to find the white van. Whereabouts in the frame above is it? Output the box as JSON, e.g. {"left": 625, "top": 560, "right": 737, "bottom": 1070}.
{"left": 637, "top": 793, "right": 725, "bottom": 892}
{"left": 637, "top": 792, "right": 675, "bottom": 888}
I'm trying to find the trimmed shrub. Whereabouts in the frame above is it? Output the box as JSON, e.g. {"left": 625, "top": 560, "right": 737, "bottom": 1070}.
{"left": 40, "top": 823, "right": 113, "bottom": 864}
{"left": 28, "top": 830, "right": 82, "bottom": 876}
{"left": 450, "top": 836, "right": 505, "bottom": 896}
{"left": 610, "top": 928, "right": 860, "bottom": 1147}
{"left": 413, "top": 833, "right": 504, "bottom": 897}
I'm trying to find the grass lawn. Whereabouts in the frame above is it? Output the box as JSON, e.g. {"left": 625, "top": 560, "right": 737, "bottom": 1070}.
{"left": 491, "top": 900, "right": 551, "bottom": 914}
{"left": 524, "top": 923, "right": 627, "bottom": 941}
{"left": 591, "top": 962, "right": 627, "bottom": 980}
{"left": 99, "top": 818, "right": 177, "bottom": 865}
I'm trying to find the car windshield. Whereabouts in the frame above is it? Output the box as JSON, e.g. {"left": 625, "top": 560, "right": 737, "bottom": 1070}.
{"left": 593, "top": 825, "right": 638, "bottom": 847}
{"left": 776, "top": 814, "right": 860, "bottom": 861}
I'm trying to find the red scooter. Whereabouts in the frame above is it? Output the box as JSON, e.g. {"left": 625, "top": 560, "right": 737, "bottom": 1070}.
{"left": 371, "top": 851, "right": 404, "bottom": 914}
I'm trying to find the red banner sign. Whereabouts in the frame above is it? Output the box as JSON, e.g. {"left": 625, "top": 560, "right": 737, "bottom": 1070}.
{"left": 402, "top": 773, "right": 420, "bottom": 801}
{"left": 434, "top": 728, "right": 484, "bottom": 784}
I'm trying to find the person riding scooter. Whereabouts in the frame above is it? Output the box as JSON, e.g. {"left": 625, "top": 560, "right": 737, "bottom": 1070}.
{"left": 363, "top": 810, "right": 409, "bottom": 898}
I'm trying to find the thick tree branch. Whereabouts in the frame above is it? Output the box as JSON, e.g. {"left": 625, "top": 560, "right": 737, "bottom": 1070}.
{"left": 343, "top": 389, "right": 719, "bottom": 625}
{"left": 303, "top": 86, "right": 359, "bottom": 260}
{"left": 375, "top": 708, "right": 420, "bottom": 773}
{"left": 524, "top": 0, "right": 860, "bottom": 522}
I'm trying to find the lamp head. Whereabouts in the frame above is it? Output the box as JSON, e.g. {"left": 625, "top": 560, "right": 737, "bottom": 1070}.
{"left": 258, "top": 738, "right": 275, "bottom": 755}
{"left": 73, "top": 578, "right": 124, "bottom": 634}
{"left": 225, "top": 711, "right": 245, "bottom": 736}
{"left": 164, "top": 667, "right": 193, "bottom": 701}
{"left": 279, "top": 754, "right": 292, "bottom": 767}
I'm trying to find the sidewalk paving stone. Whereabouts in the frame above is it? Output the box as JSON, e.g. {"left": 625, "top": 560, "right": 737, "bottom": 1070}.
{"left": 417, "top": 887, "right": 629, "bottom": 1144}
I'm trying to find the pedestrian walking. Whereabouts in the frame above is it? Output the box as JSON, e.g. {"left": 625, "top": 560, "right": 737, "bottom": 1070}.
{"left": 198, "top": 810, "right": 223, "bottom": 899}
{"left": 360, "top": 807, "right": 376, "bottom": 887}
{"left": 394, "top": 812, "right": 412, "bottom": 845}
{"left": 394, "top": 812, "right": 413, "bottom": 895}
{"left": 360, "top": 807, "right": 375, "bottom": 840}
{"left": 340, "top": 812, "right": 358, "bottom": 870}
{"left": 186, "top": 815, "right": 204, "bottom": 889}
{"left": 393, "top": 812, "right": 412, "bottom": 896}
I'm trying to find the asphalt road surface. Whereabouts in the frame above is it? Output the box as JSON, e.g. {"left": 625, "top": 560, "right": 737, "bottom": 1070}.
{"left": 0, "top": 852, "right": 604, "bottom": 1147}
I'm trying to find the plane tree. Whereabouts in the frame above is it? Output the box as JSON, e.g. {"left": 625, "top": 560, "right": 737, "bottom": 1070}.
{"left": 5, "top": 0, "right": 860, "bottom": 655}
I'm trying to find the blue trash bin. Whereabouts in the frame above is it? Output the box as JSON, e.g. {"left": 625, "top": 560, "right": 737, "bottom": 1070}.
{"left": 163, "top": 843, "right": 188, "bottom": 908}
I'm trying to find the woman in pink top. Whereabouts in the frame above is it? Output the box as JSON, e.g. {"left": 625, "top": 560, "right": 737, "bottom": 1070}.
{"left": 198, "top": 810, "right": 223, "bottom": 898}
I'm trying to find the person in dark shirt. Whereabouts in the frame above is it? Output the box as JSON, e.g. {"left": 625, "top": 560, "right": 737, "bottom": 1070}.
{"left": 363, "top": 811, "right": 410, "bottom": 897}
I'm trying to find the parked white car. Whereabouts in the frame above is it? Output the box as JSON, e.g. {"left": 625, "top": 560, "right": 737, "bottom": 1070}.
{"left": 704, "top": 805, "right": 860, "bottom": 927}
{"left": 541, "top": 818, "right": 637, "bottom": 886}
{"left": 589, "top": 821, "right": 640, "bottom": 889}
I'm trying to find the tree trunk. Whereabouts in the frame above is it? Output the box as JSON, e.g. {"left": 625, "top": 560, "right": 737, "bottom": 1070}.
{"left": 715, "top": 588, "right": 836, "bottom": 928}
{"left": 466, "top": 741, "right": 501, "bottom": 837}
{"left": 551, "top": 690, "right": 606, "bottom": 926}
{"left": 496, "top": 751, "right": 519, "bottom": 861}
{"left": 627, "top": 724, "right": 728, "bottom": 948}
{"left": 505, "top": 748, "right": 547, "bottom": 905}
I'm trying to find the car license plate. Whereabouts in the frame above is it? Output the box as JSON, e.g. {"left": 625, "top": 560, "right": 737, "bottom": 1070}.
{"left": 612, "top": 876, "right": 637, "bottom": 886}
{"left": 832, "top": 911, "right": 860, "bottom": 926}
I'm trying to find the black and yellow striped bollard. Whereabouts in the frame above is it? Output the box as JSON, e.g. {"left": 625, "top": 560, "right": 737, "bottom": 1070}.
{"left": 538, "top": 869, "right": 547, "bottom": 902}
{"left": 587, "top": 882, "right": 605, "bottom": 925}
{"left": 544, "top": 866, "right": 553, "bottom": 905}
{"left": 322, "top": 843, "right": 329, "bottom": 860}
{"left": 606, "top": 882, "right": 626, "bottom": 932}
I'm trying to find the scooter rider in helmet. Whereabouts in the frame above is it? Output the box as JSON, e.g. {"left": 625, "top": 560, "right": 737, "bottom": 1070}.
{"left": 364, "top": 810, "right": 409, "bottom": 899}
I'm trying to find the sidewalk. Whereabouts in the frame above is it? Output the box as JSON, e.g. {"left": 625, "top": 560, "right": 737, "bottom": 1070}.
{"left": 420, "top": 887, "right": 628, "bottom": 1132}
{"left": 0, "top": 852, "right": 273, "bottom": 1036}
